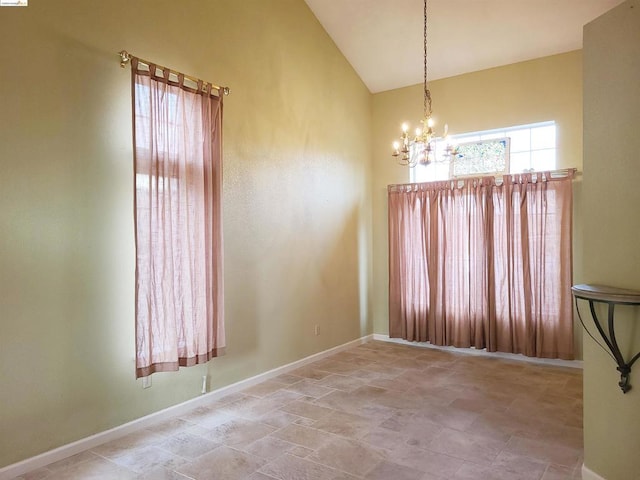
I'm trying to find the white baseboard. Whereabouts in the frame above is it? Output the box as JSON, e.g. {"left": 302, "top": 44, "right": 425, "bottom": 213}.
{"left": 582, "top": 464, "right": 607, "bottom": 480}
{"left": 0, "top": 334, "right": 373, "bottom": 480}
{"left": 373, "top": 334, "right": 583, "bottom": 369}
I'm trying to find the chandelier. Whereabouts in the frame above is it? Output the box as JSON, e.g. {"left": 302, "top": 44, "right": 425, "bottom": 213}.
{"left": 392, "top": 0, "right": 456, "bottom": 167}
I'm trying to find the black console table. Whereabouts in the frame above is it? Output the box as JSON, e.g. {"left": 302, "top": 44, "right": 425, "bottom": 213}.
{"left": 572, "top": 284, "right": 640, "bottom": 393}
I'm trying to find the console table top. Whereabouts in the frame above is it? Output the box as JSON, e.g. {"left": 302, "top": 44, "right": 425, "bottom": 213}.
{"left": 571, "top": 284, "right": 640, "bottom": 305}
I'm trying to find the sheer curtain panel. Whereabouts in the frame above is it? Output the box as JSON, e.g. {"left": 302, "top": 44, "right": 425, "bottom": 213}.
{"left": 388, "top": 173, "right": 574, "bottom": 359}
{"left": 132, "top": 58, "right": 225, "bottom": 378}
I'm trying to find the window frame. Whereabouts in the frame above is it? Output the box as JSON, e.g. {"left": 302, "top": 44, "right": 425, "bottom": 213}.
{"left": 410, "top": 121, "right": 556, "bottom": 183}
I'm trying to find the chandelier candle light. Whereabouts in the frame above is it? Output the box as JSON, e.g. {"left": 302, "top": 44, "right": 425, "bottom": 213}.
{"left": 392, "top": 0, "right": 457, "bottom": 167}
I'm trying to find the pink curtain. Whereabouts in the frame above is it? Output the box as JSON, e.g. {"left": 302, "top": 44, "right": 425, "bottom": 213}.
{"left": 132, "top": 58, "right": 225, "bottom": 378}
{"left": 388, "top": 172, "right": 574, "bottom": 359}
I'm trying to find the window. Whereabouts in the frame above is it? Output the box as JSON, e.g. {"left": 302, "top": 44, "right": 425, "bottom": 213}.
{"left": 411, "top": 121, "right": 556, "bottom": 183}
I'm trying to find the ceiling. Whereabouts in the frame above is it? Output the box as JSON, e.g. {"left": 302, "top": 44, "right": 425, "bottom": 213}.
{"left": 304, "top": 0, "right": 624, "bottom": 93}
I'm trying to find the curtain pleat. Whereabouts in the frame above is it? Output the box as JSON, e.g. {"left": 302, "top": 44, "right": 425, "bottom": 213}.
{"left": 388, "top": 173, "right": 574, "bottom": 360}
{"left": 133, "top": 59, "right": 225, "bottom": 378}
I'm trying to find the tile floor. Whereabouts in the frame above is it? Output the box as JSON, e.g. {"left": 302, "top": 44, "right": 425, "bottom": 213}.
{"left": 12, "top": 341, "right": 583, "bottom": 480}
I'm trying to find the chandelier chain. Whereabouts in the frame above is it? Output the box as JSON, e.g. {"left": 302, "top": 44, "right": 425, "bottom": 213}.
{"left": 423, "top": 0, "right": 431, "bottom": 119}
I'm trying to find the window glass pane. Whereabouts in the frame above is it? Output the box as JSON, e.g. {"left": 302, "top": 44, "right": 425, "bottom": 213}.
{"left": 508, "top": 129, "right": 531, "bottom": 152}
{"left": 432, "top": 162, "right": 449, "bottom": 181}
{"left": 434, "top": 140, "right": 447, "bottom": 159}
{"left": 414, "top": 161, "right": 448, "bottom": 182}
{"left": 509, "top": 152, "right": 531, "bottom": 173}
{"left": 531, "top": 125, "right": 556, "bottom": 149}
{"left": 531, "top": 149, "right": 556, "bottom": 171}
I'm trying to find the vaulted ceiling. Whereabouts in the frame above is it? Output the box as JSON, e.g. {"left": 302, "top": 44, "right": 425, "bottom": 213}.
{"left": 304, "top": 0, "right": 624, "bottom": 93}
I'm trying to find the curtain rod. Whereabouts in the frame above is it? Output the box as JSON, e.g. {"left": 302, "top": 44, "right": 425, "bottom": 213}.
{"left": 118, "top": 50, "right": 230, "bottom": 96}
{"left": 388, "top": 168, "right": 580, "bottom": 190}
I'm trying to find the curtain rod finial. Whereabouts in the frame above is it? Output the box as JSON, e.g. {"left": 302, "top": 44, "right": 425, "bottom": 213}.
{"left": 119, "top": 50, "right": 131, "bottom": 68}
{"left": 222, "top": 87, "right": 230, "bottom": 96}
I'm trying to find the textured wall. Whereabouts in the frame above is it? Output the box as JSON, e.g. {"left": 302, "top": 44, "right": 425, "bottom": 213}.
{"left": 0, "top": 0, "right": 372, "bottom": 467}
{"left": 582, "top": 1, "right": 640, "bottom": 478}
{"left": 371, "top": 51, "right": 584, "bottom": 358}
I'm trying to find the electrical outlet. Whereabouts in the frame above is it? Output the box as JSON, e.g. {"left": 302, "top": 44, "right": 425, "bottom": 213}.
{"left": 314, "top": 324, "right": 320, "bottom": 336}
{"left": 142, "top": 376, "right": 152, "bottom": 389}
{"left": 201, "top": 375, "right": 208, "bottom": 394}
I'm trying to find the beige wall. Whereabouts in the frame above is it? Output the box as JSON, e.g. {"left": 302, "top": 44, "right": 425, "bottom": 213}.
{"left": 372, "top": 51, "right": 584, "bottom": 358}
{"left": 582, "top": 1, "right": 640, "bottom": 478}
{"left": 0, "top": 0, "right": 372, "bottom": 467}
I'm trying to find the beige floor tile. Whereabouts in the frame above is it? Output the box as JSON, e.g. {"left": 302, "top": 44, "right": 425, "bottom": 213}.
{"left": 505, "top": 436, "right": 582, "bottom": 467}
{"left": 312, "top": 390, "right": 371, "bottom": 414}
{"left": 272, "top": 373, "right": 305, "bottom": 385}
{"left": 145, "top": 418, "right": 196, "bottom": 438}
{"left": 359, "top": 362, "right": 406, "bottom": 377}
{"left": 221, "top": 392, "right": 300, "bottom": 420}
{"left": 289, "top": 445, "right": 315, "bottom": 457}
{"left": 541, "top": 463, "right": 581, "bottom": 480}
{"left": 345, "top": 402, "right": 399, "bottom": 420}
{"left": 427, "top": 427, "right": 506, "bottom": 465}
{"left": 110, "top": 445, "right": 187, "bottom": 474}
{"left": 204, "top": 418, "right": 276, "bottom": 448}
{"left": 371, "top": 391, "right": 430, "bottom": 412}
{"left": 288, "top": 367, "right": 333, "bottom": 381}
{"left": 283, "top": 380, "right": 337, "bottom": 399}
{"left": 348, "top": 369, "right": 390, "bottom": 383}
{"left": 311, "top": 360, "right": 362, "bottom": 376}
{"left": 454, "top": 456, "right": 547, "bottom": 480}
{"left": 279, "top": 400, "right": 334, "bottom": 421}
{"left": 392, "top": 444, "right": 465, "bottom": 477}
{"left": 307, "top": 437, "right": 385, "bottom": 476}
{"left": 260, "top": 410, "right": 304, "bottom": 428}
{"left": 379, "top": 413, "right": 440, "bottom": 450}
{"left": 413, "top": 405, "right": 479, "bottom": 431}
{"left": 311, "top": 410, "right": 374, "bottom": 439}
{"left": 242, "top": 380, "right": 288, "bottom": 398}
{"left": 45, "top": 451, "right": 98, "bottom": 472}
{"left": 316, "top": 374, "right": 366, "bottom": 391}
{"left": 365, "top": 377, "right": 415, "bottom": 393}
{"left": 242, "top": 435, "right": 298, "bottom": 459}
{"left": 388, "top": 357, "right": 433, "bottom": 371}
{"left": 175, "top": 446, "right": 265, "bottom": 480}
{"left": 179, "top": 405, "right": 233, "bottom": 428}
{"left": 155, "top": 432, "right": 220, "bottom": 459}
{"left": 294, "top": 417, "right": 316, "bottom": 427}
{"left": 463, "top": 410, "right": 537, "bottom": 443}
{"left": 136, "top": 467, "right": 194, "bottom": 479}
{"left": 246, "top": 473, "right": 279, "bottom": 480}
{"left": 90, "top": 430, "right": 164, "bottom": 459}
{"left": 364, "top": 460, "right": 425, "bottom": 480}
{"left": 533, "top": 423, "right": 583, "bottom": 450}
{"left": 258, "top": 453, "right": 359, "bottom": 480}
{"left": 270, "top": 424, "right": 335, "bottom": 450}
{"left": 12, "top": 468, "right": 52, "bottom": 480}
{"left": 360, "top": 426, "right": 410, "bottom": 452}
{"left": 405, "top": 383, "right": 463, "bottom": 405}
{"left": 45, "top": 456, "right": 137, "bottom": 480}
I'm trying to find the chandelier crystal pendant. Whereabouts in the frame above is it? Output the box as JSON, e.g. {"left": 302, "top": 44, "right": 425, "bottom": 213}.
{"left": 392, "top": 0, "right": 457, "bottom": 167}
